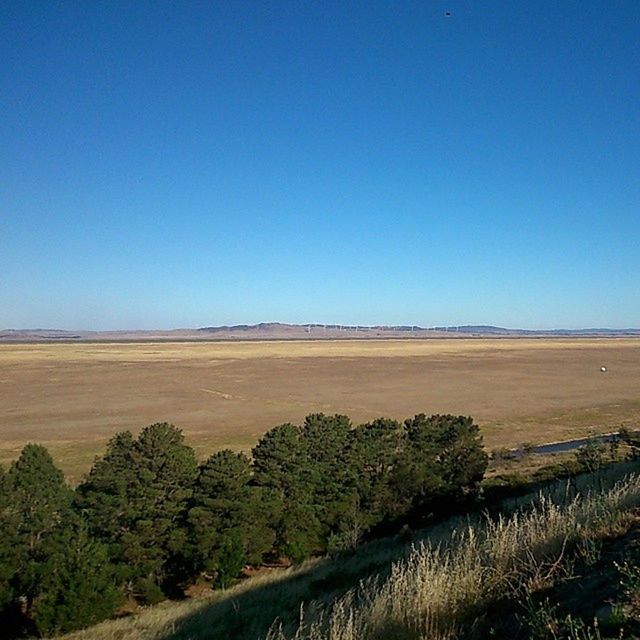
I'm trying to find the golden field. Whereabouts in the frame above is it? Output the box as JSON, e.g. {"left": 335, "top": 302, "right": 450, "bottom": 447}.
{"left": 1, "top": 338, "right": 639, "bottom": 480}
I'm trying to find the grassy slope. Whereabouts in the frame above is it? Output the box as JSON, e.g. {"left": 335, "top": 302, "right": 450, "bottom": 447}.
{"left": 58, "top": 462, "right": 640, "bottom": 640}
{"left": 266, "top": 470, "right": 640, "bottom": 640}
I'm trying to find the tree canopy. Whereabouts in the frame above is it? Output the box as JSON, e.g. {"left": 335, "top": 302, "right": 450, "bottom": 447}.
{"left": 0, "top": 412, "right": 489, "bottom": 637}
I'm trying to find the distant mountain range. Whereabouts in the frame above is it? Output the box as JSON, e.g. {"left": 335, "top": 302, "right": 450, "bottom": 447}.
{"left": 1, "top": 323, "right": 639, "bottom": 343}
{"left": 432, "top": 325, "right": 640, "bottom": 336}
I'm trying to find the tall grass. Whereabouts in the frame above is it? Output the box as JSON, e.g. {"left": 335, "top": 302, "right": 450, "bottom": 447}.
{"left": 58, "top": 464, "right": 640, "bottom": 640}
{"left": 267, "top": 474, "right": 640, "bottom": 640}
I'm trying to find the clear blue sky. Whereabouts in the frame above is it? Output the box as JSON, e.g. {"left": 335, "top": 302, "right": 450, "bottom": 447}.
{"left": 1, "top": 1, "right": 638, "bottom": 330}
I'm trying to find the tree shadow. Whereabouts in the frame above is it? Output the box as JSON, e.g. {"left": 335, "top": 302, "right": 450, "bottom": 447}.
{"left": 158, "top": 459, "right": 640, "bottom": 640}
{"left": 157, "top": 547, "right": 392, "bottom": 639}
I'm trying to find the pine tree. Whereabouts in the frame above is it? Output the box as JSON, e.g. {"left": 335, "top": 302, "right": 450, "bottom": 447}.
{"left": 299, "top": 414, "right": 358, "bottom": 541}
{"left": 423, "top": 414, "right": 487, "bottom": 498}
{"left": 0, "top": 464, "right": 20, "bottom": 620}
{"left": 8, "top": 444, "right": 73, "bottom": 617}
{"left": 401, "top": 414, "right": 488, "bottom": 511}
{"left": 252, "top": 423, "right": 304, "bottom": 491}
{"left": 349, "top": 418, "right": 407, "bottom": 525}
{"left": 31, "top": 521, "right": 121, "bottom": 636}
{"left": 252, "top": 423, "right": 322, "bottom": 560}
{"left": 77, "top": 423, "right": 198, "bottom": 601}
{"left": 188, "top": 450, "right": 274, "bottom": 587}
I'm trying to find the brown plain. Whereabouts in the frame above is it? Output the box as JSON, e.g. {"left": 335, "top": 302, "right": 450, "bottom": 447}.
{"left": 1, "top": 338, "right": 639, "bottom": 480}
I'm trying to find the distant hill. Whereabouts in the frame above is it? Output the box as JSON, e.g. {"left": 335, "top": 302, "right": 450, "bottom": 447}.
{"left": 1, "top": 323, "right": 639, "bottom": 343}
{"left": 438, "top": 325, "right": 640, "bottom": 336}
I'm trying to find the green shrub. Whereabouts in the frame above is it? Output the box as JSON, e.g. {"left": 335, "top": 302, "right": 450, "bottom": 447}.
{"left": 215, "top": 537, "right": 246, "bottom": 589}
{"left": 134, "top": 577, "right": 166, "bottom": 606}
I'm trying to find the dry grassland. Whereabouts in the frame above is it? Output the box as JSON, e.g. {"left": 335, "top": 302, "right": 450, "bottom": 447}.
{"left": 1, "top": 338, "right": 639, "bottom": 480}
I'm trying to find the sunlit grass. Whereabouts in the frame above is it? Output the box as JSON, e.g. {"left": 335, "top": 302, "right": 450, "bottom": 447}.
{"left": 57, "top": 464, "right": 640, "bottom": 640}
{"left": 268, "top": 474, "right": 640, "bottom": 640}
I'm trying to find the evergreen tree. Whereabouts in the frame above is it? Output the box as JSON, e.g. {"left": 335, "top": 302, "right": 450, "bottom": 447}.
{"left": 349, "top": 418, "right": 407, "bottom": 524}
{"left": 76, "top": 431, "right": 136, "bottom": 540}
{"left": 0, "top": 464, "right": 20, "bottom": 621}
{"left": 252, "top": 423, "right": 322, "bottom": 560}
{"left": 0, "top": 412, "right": 491, "bottom": 636}
{"left": 427, "top": 414, "right": 487, "bottom": 498}
{"left": 188, "top": 450, "right": 274, "bottom": 587}
{"left": 300, "top": 414, "right": 355, "bottom": 531}
{"left": 31, "top": 521, "right": 121, "bottom": 636}
{"left": 77, "top": 423, "right": 198, "bottom": 601}
{"left": 252, "top": 423, "right": 304, "bottom": 492}
{"left": 8, "top": 444, "right": 73, "bottom": 617}
{"left": 214, "top": 536, "right": 246, "bottom": 589}
{"left": 402, "top": 414, "right": 488, "bottom": 509}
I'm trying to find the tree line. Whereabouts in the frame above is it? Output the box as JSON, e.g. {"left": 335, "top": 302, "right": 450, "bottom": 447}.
{"left": 0, "top": 413, "right": 487, "bottom": 637}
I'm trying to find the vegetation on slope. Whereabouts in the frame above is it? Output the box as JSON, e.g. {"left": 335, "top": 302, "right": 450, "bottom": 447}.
{"left": 267, "top": 473, "right": 640, "bottom": 640}
{"left": 0, "top": 412, "right": 486, "bottom": 637}
{"left": 54, "top": 464, "right": 640, "bottom": 640}
{"left": 3, "top": 411, "right": 638, "bottom": 639}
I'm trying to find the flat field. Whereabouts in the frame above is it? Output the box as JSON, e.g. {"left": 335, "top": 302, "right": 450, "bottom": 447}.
{"left": 1, "top": 338, "right": 639, "bottom": 480}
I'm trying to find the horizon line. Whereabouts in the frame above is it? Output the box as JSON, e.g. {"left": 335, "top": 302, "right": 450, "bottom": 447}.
{"left": 3, "top": 323, "right": 640, "bottom": 334}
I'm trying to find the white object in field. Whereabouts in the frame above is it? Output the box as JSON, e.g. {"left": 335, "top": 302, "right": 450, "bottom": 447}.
{"left": 600, "top": 366, "right": 607, "bottom": 373}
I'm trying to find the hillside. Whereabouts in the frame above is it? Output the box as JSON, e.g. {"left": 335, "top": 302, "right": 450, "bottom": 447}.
{"left": 2, "top": 323, "right": 640, "bottom": 343}
{"left": 58, "top": 464, "right": 640, "bottom": 640}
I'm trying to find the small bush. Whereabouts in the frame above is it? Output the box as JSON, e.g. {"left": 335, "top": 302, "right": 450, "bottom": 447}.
{"left": 215, "top": 537, "right": 246, "bottom": 589}
{"left": 575, "top": 439, "right": 609, "bottom": 473}
{"left": 134, "top": 578, "right": 165, "bottom": 606}
{"left": 491, "top": 447, "right": 516, "bottom": 462}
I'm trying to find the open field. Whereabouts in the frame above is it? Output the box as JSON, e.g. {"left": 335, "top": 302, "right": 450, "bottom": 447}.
{"left": 1, "top": 338, "right": 639, "bottom": 480}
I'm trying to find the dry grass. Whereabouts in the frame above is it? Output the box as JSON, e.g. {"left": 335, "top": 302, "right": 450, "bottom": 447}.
{"left": 268, "top": 473, "right": 640, "bottom": 640}
{"left": 55, "top": 464, "right": 640, "bottom": 640}
{"left": 58, "top": 560, "right": 326, "bottom": 640}
{"left": 2, "top": 338, "right": 640, "bottom": 479}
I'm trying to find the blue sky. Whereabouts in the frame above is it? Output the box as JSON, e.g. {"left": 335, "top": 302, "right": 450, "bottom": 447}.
{"left": 1, "top": 1, "right": 638, "bottom": 330}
